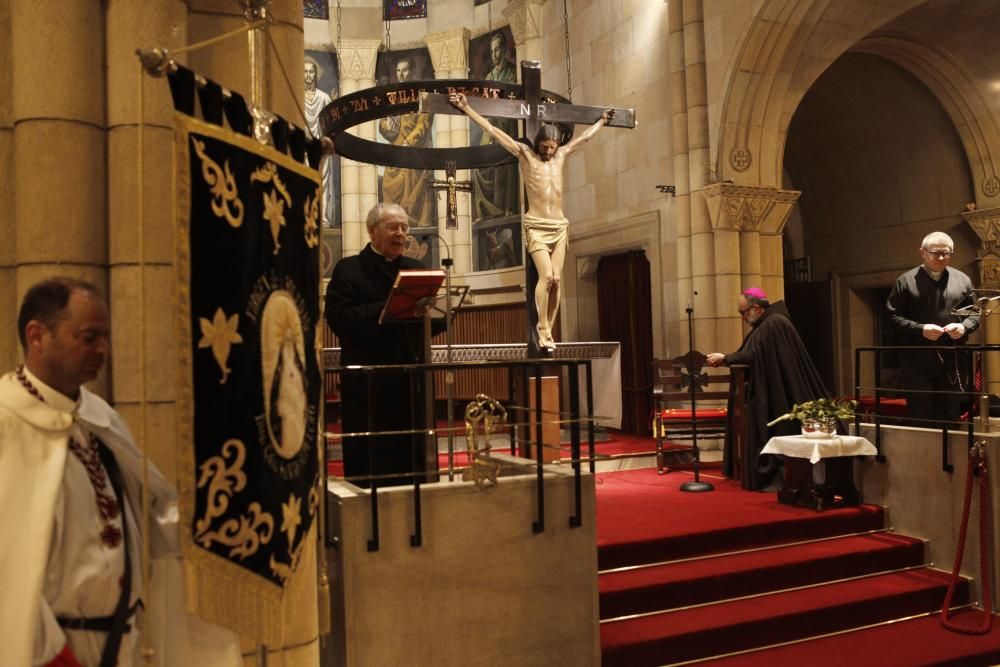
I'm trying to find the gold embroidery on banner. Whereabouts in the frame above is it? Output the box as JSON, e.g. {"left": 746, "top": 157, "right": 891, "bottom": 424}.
{"left": 198, "top": 308, "right": 243, "bottom": 384}
{"left": 198, "top": 502, "right": 275, "bottom": 560}
{"left": 303, "top": 194, "right": 320, "bottom": 248}
{"left": 194, "top": 439, "right": 248, "bottom": 536}
{"left": 252, "top": 162, "right": 293, "bottom": 254}
{"left": 280, "top": 492, "right": 302, "bottom": 547}
{"left": 192, "top": 138, "right": 244, "bottom": 227}
{"left": 194, "top": 438, "right": 274, "bottom": 560}
{"left": 267, "top": 537, "right": 304, "bottom": 584}
{"left": 251, "top": 163, "right": 292, "bottom": 206}
{"left": 307, "top": 478, "right": 320, "bottom": 517}
{"left": 263, "top": 189, "right": 287, "bottom": 254}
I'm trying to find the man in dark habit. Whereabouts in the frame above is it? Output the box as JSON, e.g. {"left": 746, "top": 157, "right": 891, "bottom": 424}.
{"left": 886, "top": 231, "right": 979, "bottom": 428}
{"left": 707, "top": 288, "right": 830, "bottom": 491}
{"left": 325, "top": 203, "right": 445, "bottom": 487}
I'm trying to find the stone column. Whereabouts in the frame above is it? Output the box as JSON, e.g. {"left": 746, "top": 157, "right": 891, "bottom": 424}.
{"left": 504, "top": 0, "right": 545, "bottom": 64}
{"left": 10, "top": 0, "right": 108, "bottom": 389}
{"left": 963, "top": 206, "right": 1000, "bottom": 396}
{"left": 105, "top": 0, "right": 187, "bottom": 499}
{"left": 682, "top": 0, "right": 717, "bottom": 355}
{"left": 703, "top": 184, "right": 800, "bottom": 352}
{"left": 426, "top": 28, "right": 471, "bottom": 273}
{"left": 336, "top": 39, "right": 381, "bottom": 256}
{"left": 0, "top": 0, "right": 14, "bottom": 371}
{"left": 669, "top": 0, "right": 693, "bottom": 352}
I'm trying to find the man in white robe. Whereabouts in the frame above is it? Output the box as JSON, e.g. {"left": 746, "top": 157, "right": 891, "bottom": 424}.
{"left": 0, "top": 278, "right": 240, "bottom": 667}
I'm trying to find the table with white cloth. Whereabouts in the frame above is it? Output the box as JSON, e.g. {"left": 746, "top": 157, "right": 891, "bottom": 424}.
{"left": 761, "top": 435, "right": 877, "bottom": 510}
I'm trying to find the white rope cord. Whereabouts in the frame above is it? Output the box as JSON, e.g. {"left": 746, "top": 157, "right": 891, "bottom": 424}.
{"left": 172, "top": 19, "right": 265, "bottom": 57}
{"left": 136, "top": 61, "right": 154, "bottom": 667}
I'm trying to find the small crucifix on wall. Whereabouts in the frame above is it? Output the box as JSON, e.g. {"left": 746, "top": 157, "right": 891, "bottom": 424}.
{"left": 427, "top": 160, "right": 473, "bottom": 229}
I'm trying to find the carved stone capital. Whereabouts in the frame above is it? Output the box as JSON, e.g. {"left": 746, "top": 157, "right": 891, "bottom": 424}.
{"left": 503, "top": 0, "right": 545, "bottom": 46}
{"left": 980, "top": 253, "right": 1000, "bottom": 290}
{"left": 426, "top": 27, "right": 470, "bottom": 75}
{"left": 701, "top": 183, "right": 800, "bottom": 234}
{"left": 963, "top": 205, "right": 1000, "bottom": 253}
{"left": 336, "top": 39, "right": 381, "bottom": 83}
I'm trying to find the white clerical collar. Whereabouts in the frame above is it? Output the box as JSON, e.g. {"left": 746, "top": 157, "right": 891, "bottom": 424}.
{"left": 921, "top": 264, "right": 945, "bottom": 281}
{"left": 369, "top": 244, "right": 394, "bottom": 262}
{"left": 22, "top": 365, "right": 80, "bottom": 413}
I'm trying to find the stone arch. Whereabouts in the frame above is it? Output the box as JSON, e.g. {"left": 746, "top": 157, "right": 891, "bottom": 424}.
{"left": 852, "top": 35, "right": 1000, "bottom": 209}
{"left": 715, "top": 0, "right": 926, "bottom": 187}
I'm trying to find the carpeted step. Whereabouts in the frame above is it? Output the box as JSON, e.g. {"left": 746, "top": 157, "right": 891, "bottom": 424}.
{"left": 599, "top": 531, "right": 924, "bottom": 620}
{"left": 596, "top": 472, "right": 885, "bottom": 570}
{"left": 706, "top": 609, "right": 1000, "bottom": 667}
{"left": 600, "top": 567, "right": 969, "bottom": 666}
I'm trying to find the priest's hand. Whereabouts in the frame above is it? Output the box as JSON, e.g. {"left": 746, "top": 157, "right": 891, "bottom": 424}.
{"left": 922, "top": 324, "right": 945, "bottom": 341}
{"left": 943, "top": 322, "right": 966, "bottom": 340}
{"left": 706, "top": 353, "right": 726, "bottom": 367}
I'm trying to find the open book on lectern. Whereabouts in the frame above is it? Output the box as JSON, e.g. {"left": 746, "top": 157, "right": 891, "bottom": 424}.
{"left": 378, "top": 269, "right": 447, "bottom": 324}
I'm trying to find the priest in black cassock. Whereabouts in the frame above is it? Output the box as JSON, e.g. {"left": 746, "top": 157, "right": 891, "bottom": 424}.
{"left": 325, "top": 203, "right": 445, "bottom": 487}
{"left": 707, "top": 288, "right": 830, "bottom": 491}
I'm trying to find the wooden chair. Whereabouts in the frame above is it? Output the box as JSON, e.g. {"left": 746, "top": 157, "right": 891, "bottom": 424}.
{"left": 652, "top": 352, "right": 746, "bottom": 475}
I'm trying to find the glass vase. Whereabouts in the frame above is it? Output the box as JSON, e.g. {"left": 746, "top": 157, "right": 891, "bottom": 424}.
{"left": 801, "top": 417, "right": 836, "bottom": 439}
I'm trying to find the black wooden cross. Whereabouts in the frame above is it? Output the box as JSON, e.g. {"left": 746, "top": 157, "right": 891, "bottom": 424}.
{"left": 420, "top": 60, "right": 636, "bottom": 357}
{"left": 426, "top": 160, "right": 473, "bottom": 230}
{"left": 419, "top": 60, "right": 636, "bottom": 141}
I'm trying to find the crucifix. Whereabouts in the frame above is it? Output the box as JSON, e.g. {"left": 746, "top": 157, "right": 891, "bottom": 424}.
{"left": 420, "top": 60, "right": 636, "bottom": 356}
{"left": 427, "top": 160, "right": 473, "bottom": 230}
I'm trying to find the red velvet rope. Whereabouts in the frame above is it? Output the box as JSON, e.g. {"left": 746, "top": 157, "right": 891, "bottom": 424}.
{"left": 940, "top": 442, "right": 993, "bottom": 634}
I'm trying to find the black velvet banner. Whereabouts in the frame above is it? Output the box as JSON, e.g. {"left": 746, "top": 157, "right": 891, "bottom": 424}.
{"left": 177, "top": 114, "right": 322, "bottom": 594}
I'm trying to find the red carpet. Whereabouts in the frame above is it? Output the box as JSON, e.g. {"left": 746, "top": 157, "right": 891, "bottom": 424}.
{"left": 599, "top": 531, "right": 924, "bottom": 619}
{"left": 594, "top": 468, "right": 994, "bottom": 665}
{"left": 706, "top": 609, "right": 1000, "bottom": 666}
{"left": 595, "top": 469, "right": 884, "bottom": 570}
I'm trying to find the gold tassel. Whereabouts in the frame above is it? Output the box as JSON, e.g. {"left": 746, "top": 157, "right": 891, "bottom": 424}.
{"left": 317, "top": 570, "right": 331, "bottom": 636}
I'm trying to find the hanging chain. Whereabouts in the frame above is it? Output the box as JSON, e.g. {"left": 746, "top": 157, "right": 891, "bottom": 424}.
{"left": 488, "top": 0, "right": 493, "bottom": 37}
{"left": 563, "top": 0, "right": 572, "bottom": 102}
{"left": 335, "top": 0, "right": 342, "bottom": 97}
{"left": 385, "top": 15, "right": 391, "bottom": 54}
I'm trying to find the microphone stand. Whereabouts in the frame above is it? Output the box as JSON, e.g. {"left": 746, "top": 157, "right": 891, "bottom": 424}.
{"left": 680, "top": 297, "right": 713, "bottom": 492}
{"left": 422, "top": 233, "right": 457, "bottom": 481}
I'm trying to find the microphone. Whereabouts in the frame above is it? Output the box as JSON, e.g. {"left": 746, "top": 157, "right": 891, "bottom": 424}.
{"left": 420, "top": 232, "right": 453, "bottom": 267}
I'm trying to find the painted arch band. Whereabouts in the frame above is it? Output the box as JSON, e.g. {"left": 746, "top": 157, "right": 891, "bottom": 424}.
{"left": 318, "top": 79, "right": 571, "bottom": 170}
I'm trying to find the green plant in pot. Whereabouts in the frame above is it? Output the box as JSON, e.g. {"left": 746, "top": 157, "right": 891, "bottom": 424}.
{"left": 767, "top": 398, "right": 857, "bottom": 439}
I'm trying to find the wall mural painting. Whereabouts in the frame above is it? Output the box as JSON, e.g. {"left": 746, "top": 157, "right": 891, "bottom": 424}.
{"left": 321, "top": 230, "right": 342, "bottom": 281}
{"left": 468, "top": 27, "right": 520, "bottom": 225}
{"left": 304, "top": 48, "right": 342, "bottom": 236}
{"left": 375, "top": 48, "right": 437, "bottom": 232}
{"left": 384, "top": 0, "right": 427, "bottom": 21}
{"left": 304, "top": 0, "right": 328, "bottom": 20}
{"left": 473, "top": 216, "right": 523, "bottom": 272}
{"left": 402, "top": 228, "right": 440, "bottom": 270}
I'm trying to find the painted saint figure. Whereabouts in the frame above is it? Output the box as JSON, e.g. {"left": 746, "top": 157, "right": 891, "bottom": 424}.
{"left": 303, "top": 57, "right": 335, "bottom": 228}
{"left": 450, "top": 92, "right": 613, "bottom": 350}
{"left": 378, "top": 56, "right": 435, "bottom": 228}
{"left": 473, "top": 31, "right": 520, "bottom": 221}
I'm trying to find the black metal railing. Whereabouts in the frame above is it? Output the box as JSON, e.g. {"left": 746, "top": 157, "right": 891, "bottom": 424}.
{"left": 323, "top": 357, "right": 598, "bottom": 551}
{"left": 853, "top": 344, "right": 999, "bottom": 470}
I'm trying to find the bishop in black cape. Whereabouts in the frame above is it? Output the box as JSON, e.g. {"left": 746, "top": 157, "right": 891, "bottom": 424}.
{"left": 720, "top": 300, "right": 830, "bottom": 490}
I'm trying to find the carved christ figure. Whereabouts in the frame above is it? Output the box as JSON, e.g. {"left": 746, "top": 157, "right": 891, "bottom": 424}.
{"left": 450, "top": 92, "right": 613, "bottom": 350}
